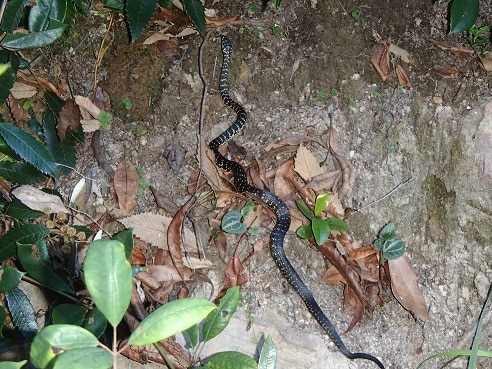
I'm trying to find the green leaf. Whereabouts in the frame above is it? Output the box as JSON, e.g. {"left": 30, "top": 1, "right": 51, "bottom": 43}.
{"left": 0, "top": 123, "right": 57, "bottom": 177}
{"left": 377, "top": 221, "right": 396, "bottom": 241}
{"left": 202, "top": 287, "right": 239, "bottom": 342}
{"left": 258, "top": 335, "right": 277, "bottom": 369}
{"left": 314, "top": 192, "right": 330, "bottom": 217}
{"left": 0, "top": 267, "right": 26, "bottom": 293}
{"left": 128, "top": 298, "right": 216, "bottom": 346}
{"left": 83, "top": 240, "right": 132, "bottom": 327}
{"left": 4, "top": 198, "right": 44, "bottom": 219}
{"left": 325, "top": 217, "right": 349, "bottom": 231}
{"left": 0, "top": 360, "right": 28, "bottom": 369}
{"left": 312, "top": 217, "right": 330, "bottom": 245}
{"left": 182, "top": 0, "right": 206, "bottom": 37}
{"left": 5, "top": 287, "right": 38, "bottom": 341}
{"left": 449, "top": 0, "right": 479, "bottom": 33}
{"left": 126, "top": 0, "right": 159, "bottom": 42}
{"left": 0, "top": 224, "right": 49, "bottom": 263}
{"left": 381, "top": 237, "right": 406, "bottom": 260}
{"left": 111, "top": 228, "right": 134, "bottom": 259}
{"left": 104, "top": 0, "right": 125, "bottom": 12}
{"left": 221, "top": 210, "right": 247, "bottom": 234}
{"left": 0, "top": 306, "right": 6, "bottom": 338}
{"left": 29, "top": 0, "right": 55, "bottom": 32}
{"left": 185, "top": 323, "right": 200, "bottom": 348}
{"left": 0, "top": 63, "right": 15, "bottom": 105}
{"left": 296, "top": 224, "right": 313, "bottom": 240}
{"left": 53, "top": 347, "right": 113, "bottom": 369}
{"left": 0, "top": 0, "right": 30, "bottom": 32}
{"left": 83, "top": 307, "right": 108, "bottom": 338}
{"left": 52, "top": 304, "right": 86, "bottom": 326}
{"left": 0, "top": 161, "right": 47, "bottom": 184}
{"left": 296, "top": 200, "right": 313, "bottom": 220}
{"left": 30, "top": 324, "right": 99, "bottom": 369}
{"left": 17, "top": 244, "right": 74, "bottom": 295}
{"left": 204, "top": 351, "right": 257, "bottom": 369}
{"left": 1, "top": 19, "right": 68, "bottom": 49}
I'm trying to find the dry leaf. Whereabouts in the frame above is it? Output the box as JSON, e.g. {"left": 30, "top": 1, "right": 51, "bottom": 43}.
{"left": 10, "top": 82, "right": 37, "bottom": 99}
{"left": 430, "top": 39, "right": 475, "bottom": 57}
{"left": 12, "top": 185, "right": 69, "bottom": 214}
{"left": 388, "top": 255, "right": 429, "bottom": 320}
{"left": 395, "top": 64, "right": 411, "bottom": 88}
{"left": 294, "top": 144, "right": 324, "bottom": 182}
{"left": 119, "top": 213, "right": 197, "bottom": 250}
{"left": 434, "top": 64, "right": 461, "bottom": 79}
{"left": 16, "top": 71, "right": 60, "bottom": 96}
{"left": 371, "top": 43, "right": 391, "bottom": 82}
{"left": 75, "top": 95, "right": 102, "bottom": 118}
{"left": 58, "top": 99, "right": 81, "bottom": 140}
{"left": 479, "top": 52, "right": 492, "bottom": 72}
{"left": 113, "top": 160, "right": 139, "bottom": 211}
{"left": 223, "top": 251, "right": 248, "bottom": 289}
{"left": 81, "top": 119, "right": 101, "bottom": 132}
{"left": 389, "top": 43, "right": 414, "bottom": 65}
{"left": 7, "top": 93, "right": 30, "bottom": 123}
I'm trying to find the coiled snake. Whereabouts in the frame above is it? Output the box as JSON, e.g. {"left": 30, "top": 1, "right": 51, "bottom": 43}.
{"left": 210, "top": 36, "right": 385, "bottom": 369}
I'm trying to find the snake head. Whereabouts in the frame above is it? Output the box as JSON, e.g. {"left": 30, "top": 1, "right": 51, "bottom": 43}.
{"left": 221, "top": 36, "right": 233, "bottom": 54}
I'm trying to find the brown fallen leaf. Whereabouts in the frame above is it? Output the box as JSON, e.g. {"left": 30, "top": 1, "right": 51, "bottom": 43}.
{"left": 388, "top": 255, "right": 429, "bottom": 320}
{"left": 57, "top": 99, "right": 81, "bottom": 140}
{"left": 12, "top": 185, "right": 69, "bottom": 214}
{"left": 434, "top": 64, "right": 461, "bottom": 79}
{"left": 113, "top": 159, "right": 138, "bottom": 211}
{"left": 16, "top": 71, "right": 60, "bottom": 97}
{"left": 430, "top": 39, "right": 475, "bottom": 58}
{"left": 371, "top": 43, "right": 391, "bottom": 82}
{"left": 223, "top": 251, "right": 248, "bottom": 289}
{"left": 10, "top": 81, "right": 37, "bottom": 99}
{"left": 479, "top": 52, "right": 492, "bottom": 72}
{"left": 395, "top": 64, "right": 411, "bottom": 88}
{"left": 7, "top": 93, "right": 30, "bottom": 123}
{"left": 294, "top": 144, "right": 325, "bottom": 182}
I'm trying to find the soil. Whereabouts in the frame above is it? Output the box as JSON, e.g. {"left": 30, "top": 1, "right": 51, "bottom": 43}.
{"left": 15, "top": 0, "right": 492, "bottom": 368}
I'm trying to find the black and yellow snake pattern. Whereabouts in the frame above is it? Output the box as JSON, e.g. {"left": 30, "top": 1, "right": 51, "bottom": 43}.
{"left": 210, "top": 36, "right": 385, "bottom": 369}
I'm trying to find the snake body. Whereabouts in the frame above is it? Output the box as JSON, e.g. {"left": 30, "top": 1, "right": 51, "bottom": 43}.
{"left": 210, "top": 36, "right": 384, "bottom": 369}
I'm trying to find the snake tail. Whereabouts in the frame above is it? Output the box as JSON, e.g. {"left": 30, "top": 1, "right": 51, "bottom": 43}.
{"left": 209, "top": 35, "right": 385, "bottom": 369}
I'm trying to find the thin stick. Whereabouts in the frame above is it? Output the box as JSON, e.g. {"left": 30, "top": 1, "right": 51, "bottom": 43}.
{"left": 353, "top": 176, "right": 413, "bottom": 213}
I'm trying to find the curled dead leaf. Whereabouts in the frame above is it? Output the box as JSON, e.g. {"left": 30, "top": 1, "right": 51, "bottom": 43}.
{"left": 388, "top": 255, "right": 429, "bottom": 321}
{"left": 371, "top": 43, "right": 391, "bottom": 82}
{"left": 12, "top": 185, "right": 69, "bottom": 214}
{"left": 395, "top": 64, "right": 411, "bottom": 88}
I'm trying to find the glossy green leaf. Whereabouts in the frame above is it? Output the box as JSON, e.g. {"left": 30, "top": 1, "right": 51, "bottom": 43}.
{"left": 221, "top": 210, "right": 247, "bottom": 234}
{"left": 296, "top": 200, "right": 312, "bottom": 220}
{"left": 53, "top": 347, "right": 112, "bottom": 369}
{"left": 29, "top": 0, "right": 55, "bottom": 32}
{"left": 52, "top": 304, "right": 85, "bottom": 326}
{"left": 1, "top": 20, "right": 68, "bottom": 49}
{"left": 126, "top": 0, "right": 158, "bottom": 42}
{"left": 84, "top": 240, "right": 132, "bottom": 326}
{"left": 258, "top": 335, "right": 277, "bottom": 369}
{"left": 449, "top": 0, "right": 479, "bottom": 33}
{"left": 5, "top": 287, "right": 38, "bottom": 341}
{"left": 0, "top": 0, "right": 30, "bottom": 32}
{"left": 377, "top": 221, "right": 396, "bottom": 241}
{"left": 0, "top": 360, "right": 28, "bottom": 369}
{"left": 185, "top": 323, "right": 200, "bottom": 348}
{"left": 0, "top": 161, "right": 47, "bottom": 185}
{"left": 128, "top": 298, "right": 216, "bottom": 346}
{"left": 17, "top": 244, "right": 73, "bottom": 295}
{"left": 381, "top": 237, "right": 406, "bottom": 260}
{"left": 0, "top": 267, "right": 26, "bottom": 293}
{"left": 296, "top": 224, "right": 313, "bottom": 240}
{"left": 204, "top": 351, "right": 257, "bottom": 369}
{"left": 202, "top": 287, "right": 239, "bottom": 342}
{"left": 0, "top": 63, "right": 15, "bottom": 105}
{"left": 30, "top": 324, "right": 99, "bottom": 369}
{"left": 182, "top": 0, "right": 206, "bottom": 37}
{"left": 111, "top": 228, "right": 134, "bottom": 259}
{"left": 0, "top": 224, "right": 49, "bottom": 262}
{"left": 104, "top": 0, "right": 124, "bottom": 12}
{"left": 312, "top": 217, "right": 330, "bottom": 245}
{"left": 325, "top": 217, "right": 349, "bottom": 231}
{"left": 83, "top": 307, "right": 108, "bottom": 338}
{"left": 4, "top": 198, "right": 44, "bottom": 219}
{"left": 314, "top": 192, "right": 330, "bottom": 217}
{"left": 0, "top": 123, "right": 57, "bottom": 177}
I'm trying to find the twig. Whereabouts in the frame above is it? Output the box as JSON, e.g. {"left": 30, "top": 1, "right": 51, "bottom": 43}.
{"left": 353, "top": 176, "right": 413, "bottom": 213}
{"left": 93, "top": 12, "right": 114, "bottom": 94}
{"left": 0, "top": 0, "right": 7, "bottom": 27}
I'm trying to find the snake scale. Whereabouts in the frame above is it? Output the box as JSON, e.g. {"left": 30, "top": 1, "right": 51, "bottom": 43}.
{"left": 210, "top": 36, "right": 385, "bottom": 369}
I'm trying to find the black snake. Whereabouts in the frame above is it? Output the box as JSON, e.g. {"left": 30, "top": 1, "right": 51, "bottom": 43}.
{"left": 210, "top": 36, "right": 385, "bottom": 369}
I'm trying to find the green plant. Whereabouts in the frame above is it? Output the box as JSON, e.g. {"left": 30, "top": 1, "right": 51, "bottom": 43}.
{"left": 296, "top": 192, "right": 349, "bottom": 246}
{"left": 316, "top": 90, "right": 326, "bottom": 101}
{"left": 272, "top": 24, "right": 282, "bottom": 36}
{"left": 221, "top": 198, "right": 259, "bottom": 236}
{"left": 373, "top": 221, "right": 406, "bottom": 260}
{"left": 417, "top": 283, "right": 492, "bottom": 368}
{"left": 449, "top": 0, "right": 480, "bottom": 34}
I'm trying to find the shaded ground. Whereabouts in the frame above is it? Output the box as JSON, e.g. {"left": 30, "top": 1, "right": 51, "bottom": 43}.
{"left": 30, "top": 0, "right": 492, "bottom": 368}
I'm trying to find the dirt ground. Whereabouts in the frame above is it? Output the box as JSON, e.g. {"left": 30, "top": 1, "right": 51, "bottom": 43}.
{"left": 32, "top": 0, "right": 492, "bottom": 368}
